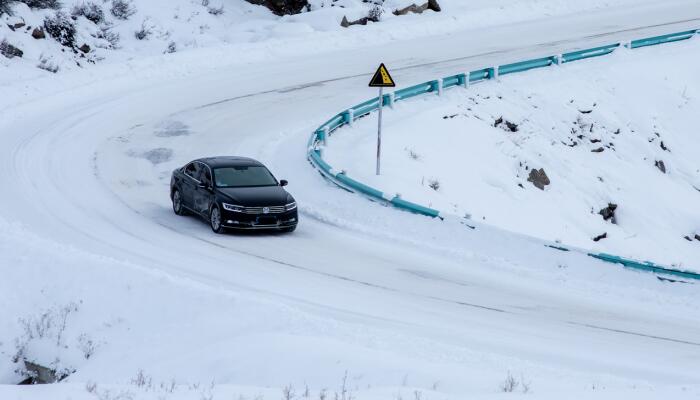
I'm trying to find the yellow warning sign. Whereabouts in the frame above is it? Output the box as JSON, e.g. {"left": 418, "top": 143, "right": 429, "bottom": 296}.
{"left": 369, "top": 63, "right": 396, "bottom": 87}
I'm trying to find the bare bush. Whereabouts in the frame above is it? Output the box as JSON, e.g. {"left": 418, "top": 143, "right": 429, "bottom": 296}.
{"left": 134, "top": 20, "right": 152, "bottom": 40}
{"left": 367, "top": 4, "right": 383, "bottom": 22}
{"left": 44, "top": 11, "right": 76, "bottom": 47}
{"left": 500, "top": 371, "right": 519, "bottom": 392}
{"left": 96, "top": 25, "right": 120, "bottom": 49}
{"left": 72, "top": 1, "right": 104, "bottom": 24}
{"left": 428, "top": 179, "right": 440, "bottom": 191}
{"left": 0, "top": 0, "right": 13, "bottom": 16}
{"left": 131, "top": 369, "right": 153, "bottom": 389}
{"left": 18, "top": 0, "right": 62, "bottom": 9}
{"left": 77, "top": 334, "right": 96, "bottom": 359}
{"left": 110, "top": 0, "right": 134, "bottom": 20}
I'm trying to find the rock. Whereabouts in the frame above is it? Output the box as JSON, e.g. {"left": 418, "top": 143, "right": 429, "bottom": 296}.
{"left": 244, "top": 0, "right": 308, "bottom": 16}
{"left": 0, "top": 40, "right": 23, "bottom": 59}
{"left": 393, "top": 0, "right": 440, "bottom": 15}
{"left": 655, "top": 160, "right": 666, "bottom": 174}
{"left": 78, "top": 43, "right": 91, "bottom": 53}
{"left": 593, "top": 232, "right": 607, "bottom": 242}
{"left": 591, "top": 147, "right": 604, "bottom": 153}
{"left": 340, "top": 15, "right": 373, "bottom": 27}
{"left": 599, "top": 203, "right": 618, "bottom": 224}
{"left": 695, "top": 234, "right": 700, "bottom": 241}
{"left": 32, "top": 28, "right": 46, "bottom": 39}
{"left": 527, "top": 168, "right": 550, "bottom": 190}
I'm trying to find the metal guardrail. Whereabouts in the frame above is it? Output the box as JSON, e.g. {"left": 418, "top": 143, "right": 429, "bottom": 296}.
{"left": 307, "top": 29, "right": 700, "bottom": 280}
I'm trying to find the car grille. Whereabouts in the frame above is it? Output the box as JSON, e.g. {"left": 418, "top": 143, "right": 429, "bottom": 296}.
{"left": 242, "top": 205, "right": 286, "bottom": 214}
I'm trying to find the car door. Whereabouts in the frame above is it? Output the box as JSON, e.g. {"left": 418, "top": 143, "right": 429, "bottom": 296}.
{"left": 193, "top": 163, "right": 214, "bottom": 215}
{"left": 181, "top": 162, "right": 201, "bottom": 210}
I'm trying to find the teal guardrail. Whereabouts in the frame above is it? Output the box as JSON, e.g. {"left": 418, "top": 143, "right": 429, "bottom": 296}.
{"left": 631, "top": 30, "right": 697, "bottom": 49}
{"left": 561, "top": 44, "right": 619, "bottom": 63}
{"left": 307, "top": 27, "right": 699, "bottom": 280}
{"left": 499, "top": 56, "right": 557, "bottom": 75}
{"left": 589, "top": 253, "right": 700, "bottom": 281}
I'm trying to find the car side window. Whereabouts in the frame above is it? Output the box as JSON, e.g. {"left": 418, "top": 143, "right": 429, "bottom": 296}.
{"left": 200, "top": 165, "right": 212, "bottom": 186}
{"left": 184, "top": 162, "right": 200, "bottom": 181}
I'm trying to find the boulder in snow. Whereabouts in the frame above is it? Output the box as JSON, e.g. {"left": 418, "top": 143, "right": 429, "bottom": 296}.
{"left": 245, "top": 0, "right": 308, "bottom": 16}
{"left": 32, "top": 27, "right": 46, "bottom": 39}
{"left": 599, "top": 203, "right": 617, "bottom": 224}
{"left": 0, "top": 40, "right": 23, "bottom": 59}
{"left": 527, "top": 168, "right": 550, "bottom": 190}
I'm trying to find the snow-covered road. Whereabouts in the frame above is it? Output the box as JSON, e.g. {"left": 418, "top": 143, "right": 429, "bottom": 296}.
{"left": 2, "top": 1, "right": 700, "bottom": 398}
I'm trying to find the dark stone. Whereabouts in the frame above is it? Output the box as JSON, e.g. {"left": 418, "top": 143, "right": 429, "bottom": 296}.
{"left": 695, "top": 234, "right": 700, "bottom": 241}
{"left": 684, "top": 236, "right": 693, "bottom": 242}
{"left": 527, "top": 168, "right": 550, "bottom": 190}
{"left": 593, "top": 232, "right": 607, "bottom": 242}
{"left": 78, "top": 43, "right": 91, "bottom": 53}
{"left": 32, "top": 28, "right": 46, "bottom": 39}
{"left": 591, "top": 147, "right": 604, "bottom": 153}
{"left": 599, "top": 203, "right": 617, "bottom": 224}
{"left": 660, "top": 141, "right": 669, "bottom": 152}
{"left": 245, "top": 0, "right": 308, "bottom": 16}
{"left": 655, "top": 160, "right": 666, "bottom": 174}
{"left": 393, "top": 0, "right": 441, "bottom": 15}
{"left": 0, "top": 40, "right": 23, "bottom": 59}
{"left": 493, "top": 116, "right": 503, "bottom": 127}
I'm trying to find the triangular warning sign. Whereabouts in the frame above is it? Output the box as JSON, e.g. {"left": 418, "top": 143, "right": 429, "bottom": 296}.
{"left": 369, "top": 63, "right": 396, "bottom": 87}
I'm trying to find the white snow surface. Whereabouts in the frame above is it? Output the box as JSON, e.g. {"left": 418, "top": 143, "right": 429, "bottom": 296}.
{"left": 2, "top": 0, "right": 700, "bottom": 399}
{"left": 325, "top": 38, "right": 700, "bottom": 270}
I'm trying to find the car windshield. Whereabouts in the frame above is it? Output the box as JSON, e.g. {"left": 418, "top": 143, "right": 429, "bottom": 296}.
{"left": 213, "top": 166, "right": 278, "bottom": 188}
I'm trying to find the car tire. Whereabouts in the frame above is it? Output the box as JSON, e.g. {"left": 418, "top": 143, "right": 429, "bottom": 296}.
{"left": 281, "top": 225, "right": 297, "bottom": 233}
{"left": 209, "top": 205, "right": 225, "bottom": 234}
{"left": 172, "top": 189, "right": 187, "bottom": 216}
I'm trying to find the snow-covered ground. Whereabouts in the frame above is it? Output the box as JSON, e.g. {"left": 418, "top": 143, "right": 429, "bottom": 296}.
{"left": 2, "top": 0, "right": 700, "bottom": 399}
{"left": 326, "top": 37, "right": 700, "bottom": 270}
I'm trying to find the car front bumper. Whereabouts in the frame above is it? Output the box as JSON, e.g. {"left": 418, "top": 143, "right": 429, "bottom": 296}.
{"left": 220, "top": 208, "right": 298, "bottom": 230}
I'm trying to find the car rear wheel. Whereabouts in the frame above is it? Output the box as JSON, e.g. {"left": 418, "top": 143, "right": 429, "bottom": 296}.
{"left": 172, "top": 190, "right": 187, "bottom": 216}
{"left": 210, "top": 206, "right": 225, "bottom": 234}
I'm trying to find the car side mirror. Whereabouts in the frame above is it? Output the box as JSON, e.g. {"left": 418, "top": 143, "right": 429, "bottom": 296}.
{"left": 280, "top": 180, "right": 288, "bottom": 187}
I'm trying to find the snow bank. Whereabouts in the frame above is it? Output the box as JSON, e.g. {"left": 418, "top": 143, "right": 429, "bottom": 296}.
{"left": 325, "top": 38, "right": 700, "bottom": 270}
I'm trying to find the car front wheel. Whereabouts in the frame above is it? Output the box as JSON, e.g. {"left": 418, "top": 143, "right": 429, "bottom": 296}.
{"left": 210, "top": 205, "right": 225, "bottom": 234}
{"left": 172, "top": 190, "right": 187, "bottom": 216}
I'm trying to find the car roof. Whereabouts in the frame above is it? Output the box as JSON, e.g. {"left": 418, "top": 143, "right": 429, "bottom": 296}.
{"left": 194, "top": 156, "right": 264, "bottom": 168}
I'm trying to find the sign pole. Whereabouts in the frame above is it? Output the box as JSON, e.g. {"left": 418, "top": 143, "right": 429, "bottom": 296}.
{"left": 376, "top": 86, "right": 383, "bottom": 176}
{"left": 368, "top": 63, "right": 395, "bottom": 177}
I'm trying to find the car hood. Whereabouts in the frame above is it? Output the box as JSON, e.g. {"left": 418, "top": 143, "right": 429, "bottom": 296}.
{"left": 218, "top": 186, "right": 291, "bottom": 207}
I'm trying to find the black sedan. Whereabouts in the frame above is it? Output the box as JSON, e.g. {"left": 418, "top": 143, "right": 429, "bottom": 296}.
{"left": 170, "top": 157, "right": 298, "bottom": 233}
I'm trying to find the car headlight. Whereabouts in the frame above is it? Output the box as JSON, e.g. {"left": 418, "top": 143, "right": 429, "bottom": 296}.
{"left": 284, "top": 202, "right": 297, "bottom": 211}
{"left": 222, "top": 203, "right": 245, "bottom": 213}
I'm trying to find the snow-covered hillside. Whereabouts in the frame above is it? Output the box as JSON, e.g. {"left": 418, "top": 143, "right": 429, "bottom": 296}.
{"left": 1, "top": 0, "right": 655, "bottom": 82}
{"left": 326, "top": 38, "right": 700, "bottom": 269}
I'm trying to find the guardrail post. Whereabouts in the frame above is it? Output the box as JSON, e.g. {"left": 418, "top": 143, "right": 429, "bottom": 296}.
{"left": 346, "top": 109, "right": 355, "bottom": 127}
{"left": 463, "top": 72, "right": 470, "bottom": 88}
{"left": 387, "top": 92, "right": 395, "bottom": 109}
{"left": 320, "top": 126, "right": 328, "bottom": 146}
{"left": 492, "top": 67, "right": 499, "bottom": 79}
{"left": 622, "top": 40, "right": 631, "bottom": 49}
{"left": 556, "top": 54, "right": 563, "bottom": 65}
{"left": 436, "top": 78, "right": 443, "bottom": 96}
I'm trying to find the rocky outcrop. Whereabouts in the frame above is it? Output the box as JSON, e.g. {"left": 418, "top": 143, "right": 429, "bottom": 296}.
{"left": 527, "top": 168, "right": 550, "bottom": 190}
{"left": 393, "top": 0, "right": 441, "bottom": 15}
{"left": 599, "top": 203, "right": 617, "bottom": 224}
{"left": 32, "top": 27, "right": 46, "bottom": 39}
{"left": 0, "top": 40, "right": 23, "bottom": 58}
{"left": 245, "top": 0, "right": 308, "bottom": 16}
